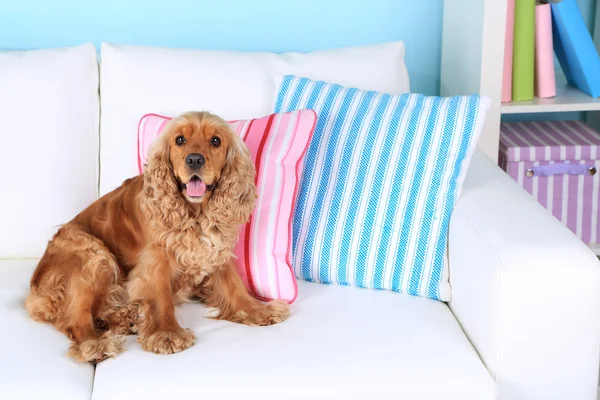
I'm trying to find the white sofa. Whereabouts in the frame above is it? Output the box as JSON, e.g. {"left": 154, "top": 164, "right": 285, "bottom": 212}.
{"left": 1, "top": 42, "right": 599, "bottom": 400}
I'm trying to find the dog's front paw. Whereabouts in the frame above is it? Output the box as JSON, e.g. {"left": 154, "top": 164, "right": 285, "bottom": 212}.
{"left": 230, "top": 300, "right": 290, "bottom": 327}
{"left": 140, "top": 328, "right": 195, "bottom": 355}
{"left": 68, "top": 331, "right": 125, "bottom": 363}
{"left": 258, "top": 300, "right": 290, "bottom": 325}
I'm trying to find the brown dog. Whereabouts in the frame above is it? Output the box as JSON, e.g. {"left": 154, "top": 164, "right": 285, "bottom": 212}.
{"left": 25, "top": 111, "right": 290, "bottom": 363}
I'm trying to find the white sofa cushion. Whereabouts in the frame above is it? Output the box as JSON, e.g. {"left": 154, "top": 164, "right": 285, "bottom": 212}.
{"left": 99, "top": 41, "right": 409, "bottom": 195}
{"left": 0, "top": 260, "right": 94, "bottom": 400}
{"left": 0, "top": 43, "right": 99, "bottom": 258}
{"left": 92, "top": 281, "right": 494, "bottom": 400}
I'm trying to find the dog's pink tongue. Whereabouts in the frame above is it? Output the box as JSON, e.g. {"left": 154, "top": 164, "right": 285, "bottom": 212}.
{"left": 187, "top": 180, "right": 206, "bottom": 197}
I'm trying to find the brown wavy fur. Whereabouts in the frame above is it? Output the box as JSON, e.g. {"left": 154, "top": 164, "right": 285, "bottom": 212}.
{"left": 25, "top": 111, "right": 289, "bottom": 363}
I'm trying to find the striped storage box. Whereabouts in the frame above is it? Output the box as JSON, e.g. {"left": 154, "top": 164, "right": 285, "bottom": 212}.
{"left": 499, "top": 120, "right": 600, "bottom": 244}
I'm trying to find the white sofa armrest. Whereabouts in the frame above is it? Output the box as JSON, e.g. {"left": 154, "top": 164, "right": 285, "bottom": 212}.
{"left": 448, "top": 150, "right": 600, "bottom": 400}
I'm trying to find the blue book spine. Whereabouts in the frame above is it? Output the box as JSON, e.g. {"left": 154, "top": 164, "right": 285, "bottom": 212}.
{"left": 551, "top": 0, "right": 600, "bottom": 98}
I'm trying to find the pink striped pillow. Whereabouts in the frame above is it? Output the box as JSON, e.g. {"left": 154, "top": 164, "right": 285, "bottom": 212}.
{"left": 137, "top": 110, "right": 317, "bottom": 303}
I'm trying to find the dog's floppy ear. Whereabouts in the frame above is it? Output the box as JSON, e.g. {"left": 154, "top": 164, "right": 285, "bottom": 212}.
{"left": 206, "top": 127, "right": 257, "bottom": 227}
{"left": 141, "top": 122, "right": 187, "bottom": 228}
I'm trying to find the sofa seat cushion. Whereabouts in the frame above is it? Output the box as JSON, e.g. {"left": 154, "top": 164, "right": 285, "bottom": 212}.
{"left": 93, "top": 281, "right": 495, "bottom": 400}
{"left": 0, "top": 260, "right": 94, "bottom": 400}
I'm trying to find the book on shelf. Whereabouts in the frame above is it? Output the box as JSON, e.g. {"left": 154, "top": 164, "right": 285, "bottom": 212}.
{"left": 551, "top": 0, "right": 600, "bottom": 98}
{"left": 512, "top": 0, "right": 535, "bottom": 101}
{"left": 502, "top": 0, "right": 515, "bottom": 103}
{"left": 535, "top": 2, "right": 556, "bottom": 98}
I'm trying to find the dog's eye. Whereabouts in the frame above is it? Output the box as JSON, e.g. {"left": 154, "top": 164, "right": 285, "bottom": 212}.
{"left": 210, "top": 137, "right": 221, "bottom": 148}
{"left": 175, "top": 135, "right": 186, "bottom": 146}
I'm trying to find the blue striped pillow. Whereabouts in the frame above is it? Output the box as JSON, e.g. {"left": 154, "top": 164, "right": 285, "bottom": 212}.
{"left": 273, "top": 75, "right": 490, "bottom": 301}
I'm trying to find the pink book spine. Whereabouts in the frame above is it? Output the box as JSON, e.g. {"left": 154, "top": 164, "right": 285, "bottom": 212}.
{"left": 502, "top": 0, "right": 515, "bottom": 103}
{"left": 535, "top": 3, "right": 557, "bottom": 98}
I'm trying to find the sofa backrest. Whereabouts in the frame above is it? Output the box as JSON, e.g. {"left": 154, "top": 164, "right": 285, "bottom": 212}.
{"left": 98, "top": 42, "right": 409, "bottom": 195}
{"left": 0, "top": 43, "right": 99, "bottom": 258}
{"left": 0, "top": 41, "right": 410, "bottom": 258}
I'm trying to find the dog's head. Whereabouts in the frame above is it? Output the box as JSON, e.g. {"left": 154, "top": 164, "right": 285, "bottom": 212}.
{"left": 160, "top": 112, "right": 231, "bottom": 204}
{"left": 143, "top": 111, "right": 256, "bottom": 227}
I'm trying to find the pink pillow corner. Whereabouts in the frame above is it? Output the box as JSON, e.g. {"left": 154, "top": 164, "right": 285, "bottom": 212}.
{"left": 136, "top": 110, "right": 317, "bottom": 304}
{"left": 137, "top": 112, "right": 172, "bottom": 173}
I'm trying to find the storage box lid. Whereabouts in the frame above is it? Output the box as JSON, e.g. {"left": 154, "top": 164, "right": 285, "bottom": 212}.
{"left": 500, "top": 120, "right": 600, "bottom": 162}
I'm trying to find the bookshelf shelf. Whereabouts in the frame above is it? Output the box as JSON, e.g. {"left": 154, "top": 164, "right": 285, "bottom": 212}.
{"left": 501, "top": 83, "right": 600, "bottom": 114}
{"left": 440, "top": 0, "right": 600, "bottom": 161}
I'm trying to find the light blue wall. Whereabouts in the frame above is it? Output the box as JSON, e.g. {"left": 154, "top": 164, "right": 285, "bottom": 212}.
{"left": 0, "top": 0, "right": 595, "bottom": 97}
{"left": 0, "top": 0, "right": 443, "bottom": 95}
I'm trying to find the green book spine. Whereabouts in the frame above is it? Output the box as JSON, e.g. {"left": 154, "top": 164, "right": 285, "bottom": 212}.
{"left": 512, "top": 0, "right": 535, "bottom": 101}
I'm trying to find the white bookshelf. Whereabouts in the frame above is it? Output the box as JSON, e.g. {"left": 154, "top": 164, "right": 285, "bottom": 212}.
{"left": 441, "top": 0, "right": 600, "bottom": 256}
{"left": 440, "top": 0, "right": 600, "bottom": 159}
{"left": 501, "top": 79, "right": 600, "bottom": 114}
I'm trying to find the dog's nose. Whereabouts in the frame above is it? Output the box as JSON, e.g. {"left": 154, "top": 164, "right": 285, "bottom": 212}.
{"left": 185, "top": 153, "right": 205, "bottom": 170}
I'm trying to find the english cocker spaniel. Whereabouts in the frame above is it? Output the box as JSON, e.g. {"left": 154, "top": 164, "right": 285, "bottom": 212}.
{"left": 25, "top": 111, "right": 290, "bottom": 363}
